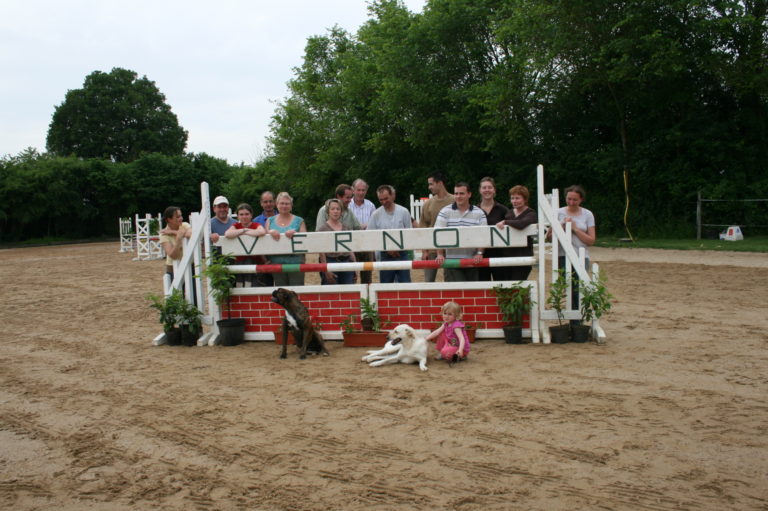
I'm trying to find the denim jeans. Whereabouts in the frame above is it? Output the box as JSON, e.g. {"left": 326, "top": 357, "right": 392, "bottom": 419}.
{"left": 378, "top": 251, "right": 411, "bottom": 283}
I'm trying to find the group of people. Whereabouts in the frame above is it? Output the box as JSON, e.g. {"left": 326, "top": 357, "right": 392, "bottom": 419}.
{"left": 159, "top": 173, "right": 596, "bottom": 289}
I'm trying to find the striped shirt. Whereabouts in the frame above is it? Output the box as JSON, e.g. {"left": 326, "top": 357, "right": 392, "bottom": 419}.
{"left": 434, "top": 203, "right": 488, "bottom": 259}
{"left": 349, "top": 199, "right": 376, "bottom": 227}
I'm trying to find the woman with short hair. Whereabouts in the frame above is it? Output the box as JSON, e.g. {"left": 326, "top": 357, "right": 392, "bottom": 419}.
{"left": 316, "top": 198, "right": 356, "bottom": 285}
{"left": 495, "top": 185, "right": 537, "bottom": 281}
{"left": 266, "top": 192, "right": 307, "bottom": 287}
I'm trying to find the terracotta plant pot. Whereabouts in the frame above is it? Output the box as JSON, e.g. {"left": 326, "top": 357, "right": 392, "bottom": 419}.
{"left": 343, "top": 331, "right": 388, "bottom": 347}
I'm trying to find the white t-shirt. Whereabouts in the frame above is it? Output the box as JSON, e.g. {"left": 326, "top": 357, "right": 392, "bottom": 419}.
{"left": 367, "top": 204, "right": 412, "bottom": 231}
{"left": 557, "top": 207, "right": 595, "bottom": 258}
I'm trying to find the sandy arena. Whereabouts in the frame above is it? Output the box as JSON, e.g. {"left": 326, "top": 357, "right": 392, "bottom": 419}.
{"left": 1, "top": 242, "right": 766, "bottom": 510}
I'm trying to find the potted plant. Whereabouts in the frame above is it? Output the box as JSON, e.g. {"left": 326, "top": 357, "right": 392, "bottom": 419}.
{"left": 148, "top": 288, "right": 186, "bottom": 346}
{"left": 177, "top": 297, "right": 203, "bottom": 346}
{"left": 547, "top": 269, "right": 571, "bottom": 343}
{"left": 341, "top": 300, "right": 388, "bottom": 347}
{"left": 462, "top": 321, "right": 484, "bottom": 344}
{"left": 573, "top": 269, "right": 613, "bottom": 343}
{"left": 201, "top": 253, "right": 245, "bottom": 346}
{"left": 359, "top": 297, "right": 381, "bottom": 332}
{"left": 492, "top": 284, "right": 534, "bottom": 344}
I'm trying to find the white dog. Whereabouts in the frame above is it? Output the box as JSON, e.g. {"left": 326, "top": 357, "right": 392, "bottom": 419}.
{"left": 361, "top": 324, "right": 428, "bottom": 371}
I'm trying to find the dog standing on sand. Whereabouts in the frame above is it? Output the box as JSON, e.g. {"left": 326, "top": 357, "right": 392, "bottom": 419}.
{"left": 362, "top": 324, "right": 428, "bottom": 371}
{"left": 271, "top": 288, "right": 329, "bottom": 359}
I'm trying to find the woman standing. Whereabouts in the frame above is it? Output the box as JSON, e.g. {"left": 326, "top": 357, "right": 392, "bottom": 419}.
{"left": 495, "top": 185, "right": 537, "bottom": 281}
{"left": 159, "top": 206, "right": 191, "bottom": 279}
{"left": 316, "top": 199, "right": 356, "bottom": 285}
{"left": 225, "top": 203, "right": 267, "bottom": 287}
{"left": 477, "top": 177, "right": 509, "bottom": 281}
{"left": 555, "top": 185, "right": 596, "bottom": 324}
{"left": 266, "top": 192, "right": 307, "bottom": 287}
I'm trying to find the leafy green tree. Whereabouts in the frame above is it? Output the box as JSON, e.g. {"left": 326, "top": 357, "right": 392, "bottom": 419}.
{"left": 267, "top": 0, "right": 767, "bottom": 236}
{"left": 46, "top": 67, "right": 188, "bottom": 163}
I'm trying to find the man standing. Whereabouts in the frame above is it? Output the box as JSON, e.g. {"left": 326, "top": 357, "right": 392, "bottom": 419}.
{"left": 254, "top": 191, "right": 276, "bottom": 226}
{"left": 367, "top": 185, "right": 412, "bottom": 283}
{"left": 349, "top": 178, "right": 376, "bottom": 284}
{"left": 253, "top": 191, "right": 276, "bottom": 287}
{"left": 434, "top": 182, "right": 487, "bottom": 282}
{"left": 316, "top": 184, "right": 362, "bottom": 230}
{"left": 419, "top": 171, "right": 455, "bottom": 282}
{"left": 210, "top": 196, "right": 235, "bottom": 246}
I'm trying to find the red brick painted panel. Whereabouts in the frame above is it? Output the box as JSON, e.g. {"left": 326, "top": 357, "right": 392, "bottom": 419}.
{"left": 417, "top": 290, "right": 444, "bottom": 299}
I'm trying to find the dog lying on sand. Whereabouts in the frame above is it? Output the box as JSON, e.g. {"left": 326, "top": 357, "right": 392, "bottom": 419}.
{"left": 271, "top": 288, "right": 329, "bottom": 359}
{"left": 361, "top": 324, "right": 428, "bottom": 371}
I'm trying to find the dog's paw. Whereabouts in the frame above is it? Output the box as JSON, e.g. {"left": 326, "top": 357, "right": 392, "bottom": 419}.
{"left": 322, "top": 352, "right": 329, "bottom": 357}
{"left": 279, "top": 353, "right": 287, "bottom": 359}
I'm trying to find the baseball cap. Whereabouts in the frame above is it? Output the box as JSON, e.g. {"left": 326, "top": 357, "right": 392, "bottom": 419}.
{"left": 213, "top": 196, "right": 229, "bottom": 206}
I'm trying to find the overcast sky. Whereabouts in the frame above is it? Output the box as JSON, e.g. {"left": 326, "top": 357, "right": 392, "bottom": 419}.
{"left": 1, "top": 0, "right": 425, "bottom": 164}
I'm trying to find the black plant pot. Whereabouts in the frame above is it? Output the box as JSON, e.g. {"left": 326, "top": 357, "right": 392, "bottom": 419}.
{"left": 181, "top": 325, "right": 200, "bottom": 347}
{"left": 503, "top": 325, "right": 523, "bottom": 344}
{"left": 549, "top": 324, "right": 570, "bottom": 344}
{"left": 361, "top": 317, "right": 375, "bottom": 332}
{"left": 217, "top": 318, "right": 246, "bottom": 346}
{"left": 571, "top": 324, "right": 591, "bottom": 343}
{"left": 165, "top": 327, "right": 182, "bottom": 346}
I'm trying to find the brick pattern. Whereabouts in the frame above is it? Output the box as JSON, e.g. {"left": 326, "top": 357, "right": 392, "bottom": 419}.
{"left": 227, "top": 292, "right": 363, "bottom": 332}
{"left": 377, "top": 289, "right": 530, "bottom": 331}
{"left": 225, "top": 288, "right": 528, "bottom": 333}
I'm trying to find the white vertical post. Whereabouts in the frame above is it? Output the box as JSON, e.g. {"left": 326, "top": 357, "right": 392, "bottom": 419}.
{"left": 536, "top": 165, "right": 549, "bottom": 343}
{"left": 200, "top": 182, "right": 220, "bottom": 340}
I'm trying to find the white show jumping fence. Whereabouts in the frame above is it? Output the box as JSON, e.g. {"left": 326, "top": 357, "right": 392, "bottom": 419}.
{"left": 118, "top": 217, "right": 134, "bottom": 253}
{"left": 119, "top": 213, "right": 165, "bottom": 260}
{"left": 409, "top": 193, "right": 432, "bottom": 224}
{"left": 153, "top": 165, "right": 607, "bottom": 346}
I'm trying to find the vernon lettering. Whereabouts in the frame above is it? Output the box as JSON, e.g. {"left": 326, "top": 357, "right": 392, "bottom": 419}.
{"left": 217, "top": 225, "right": 537, "bottom": 257}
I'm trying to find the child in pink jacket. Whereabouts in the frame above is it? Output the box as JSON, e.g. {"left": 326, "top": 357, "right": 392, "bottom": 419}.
{"left": 426, "top": 301, "right": 470, "bottom": 365}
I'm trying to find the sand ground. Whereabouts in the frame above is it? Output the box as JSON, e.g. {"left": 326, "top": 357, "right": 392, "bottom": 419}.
{"left": 0, "top": 242, "right": 766, "bottom": 510}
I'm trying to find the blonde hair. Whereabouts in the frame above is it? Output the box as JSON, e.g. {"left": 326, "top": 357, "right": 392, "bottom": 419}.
{"left": 325, "top": 198, "right": 343, "bottom": 210}
{"left": 276, "top": 191, "right": 293, "bottom": 204}
{"left": 441, "top": 301, "right": 463, "bottom": 319}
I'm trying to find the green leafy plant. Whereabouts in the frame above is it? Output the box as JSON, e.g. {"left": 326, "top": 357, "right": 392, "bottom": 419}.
{"left": 359, "top": 297, "right": 381, "bottom": 332}
{"left": 177, "top": 295, "right": 203, "bottom": 332}
{"left": 579, "top": 269, "right": 613, "bottom": 322}
{"left": 201, "top": 253, "right": 236, "bottom": 319}
{"left": 492, "top": 284, "right": 534, "bottom": 326}
{"left": 547, "top": 269, "right": 569, "bottom": 326}
{"left": 340, "top": 314, "right": 355, "bottom": 334}
{"left": 147, "top": 288, "right": 187, "bottom": 332}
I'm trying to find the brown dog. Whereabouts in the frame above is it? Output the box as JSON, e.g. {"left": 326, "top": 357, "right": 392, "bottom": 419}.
{"left": 271, "top": 288, "right": 329, "bottom": 359}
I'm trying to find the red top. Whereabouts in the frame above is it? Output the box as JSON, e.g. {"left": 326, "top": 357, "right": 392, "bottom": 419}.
{"left": 233, "top": 221, "right": 262, "bottom": 229}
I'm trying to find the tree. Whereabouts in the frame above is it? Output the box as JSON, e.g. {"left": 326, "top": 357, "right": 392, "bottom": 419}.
{"left": 46, "top": 67, "right": 188, "bottom": 162}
